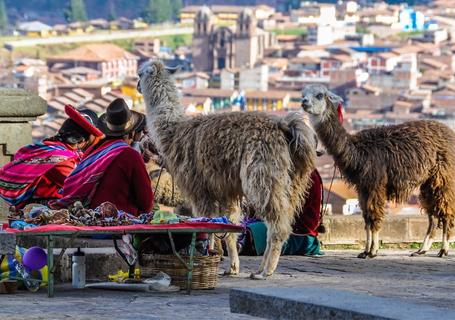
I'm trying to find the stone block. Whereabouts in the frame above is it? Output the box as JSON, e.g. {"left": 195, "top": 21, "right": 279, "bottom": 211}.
{"left": 408, "top": 216, "right": 442, "bottom": 242}
{"left": 0, "top": 122, "right": 33, "bottom": 157}
{"left": 380, "top": 216, "right": 409, "bottom": 243}
{"left": 230, "top": 287, "right": 455, "bottom": 320}
{"left": 0, "top": 232, "right": 16, "bottom": 255}
{"left": 326, "top": 215, "right": 365, "bottom": 244}
{"left": 53, "top": 248, "right": 125, "bottom": 282}
{"left": 0, "top": 88, "right": 46, "bottom": 118}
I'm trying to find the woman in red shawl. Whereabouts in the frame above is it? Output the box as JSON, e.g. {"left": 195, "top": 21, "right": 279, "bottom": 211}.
{"left": 0, "top": 106, "right": 103, "bottom": 208}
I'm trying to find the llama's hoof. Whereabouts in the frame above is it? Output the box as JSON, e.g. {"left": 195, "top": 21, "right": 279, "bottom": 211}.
{"left": 250, "top": 272, "right": 268, "bottom": 280}
{"left": 437, "top": 249, "right": 448, "bottom": 257}
{"left": 368, "top": 253, "right": 377, "bottom": 258}
{"left": 357, "top": 252, "right": 369, "bottom": 259}
{"left": 410, "top": 250, "right": 426, "bottom": 257}
{"left": 223, "top": 268, "right": 239, "bottom": 276}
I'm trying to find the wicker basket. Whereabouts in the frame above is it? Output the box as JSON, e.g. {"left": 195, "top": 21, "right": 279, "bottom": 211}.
{"left": 140, "top": 254, "right": 221, "bottom": 290}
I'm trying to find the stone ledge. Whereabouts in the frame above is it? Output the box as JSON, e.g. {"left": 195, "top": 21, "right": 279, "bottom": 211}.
{"left": 0, "top": 88, "right": 47, "bottom": 118}
{"left": 230, "top": 287, "right": 455, "bottom": 320}
{"left": 0, "top": 232, "right": 16, "bottom": 255}
{"left": 319, "top": 214, "right": 441, "bottom": 245}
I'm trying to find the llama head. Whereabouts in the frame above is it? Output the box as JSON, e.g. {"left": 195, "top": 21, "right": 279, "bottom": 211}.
{"left": 137, "top": 60, "right": 180, "bottom": 101}
{"left": 301, "top": 84, "right": 343, "bottom": 126}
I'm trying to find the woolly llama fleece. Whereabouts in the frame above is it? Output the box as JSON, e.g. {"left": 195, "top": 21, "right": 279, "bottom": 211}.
{"left": 138, "top": 61, "right": 316, "bottom": 279}
{"left": 302, "top": 84, "right": 455, "bottom": 258}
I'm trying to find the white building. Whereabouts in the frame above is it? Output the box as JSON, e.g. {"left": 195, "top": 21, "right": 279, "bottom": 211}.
{"left": 239, "top": 65, "right": 269, "bottom": 91}
{"left": 291, "top": 3, "right": 336, "bottom": 25}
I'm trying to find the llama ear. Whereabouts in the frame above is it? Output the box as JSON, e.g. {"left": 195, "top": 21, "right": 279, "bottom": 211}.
{"left": 326, "top": 91, "right": 343, "bottom": 105}
{"left": 165, "top": 65, "right": 181, "bottom": 75}
{"left": 145, "top": 63, "right": 156, "bottom": 75}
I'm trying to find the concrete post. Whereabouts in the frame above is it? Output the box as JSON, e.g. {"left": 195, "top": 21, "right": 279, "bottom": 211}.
{"left": 0, "top": 88, "right": 47, "bottom": 221}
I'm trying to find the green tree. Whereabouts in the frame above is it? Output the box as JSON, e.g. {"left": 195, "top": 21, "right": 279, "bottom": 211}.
{"left": 64, "top": 0, "right": 88, "bottom": 23}
{"left": 107, "top": 0, "right": 117, "bottom": 22}
{"left": 141, "top": 0, "right": 172, "bottom": 24}
{"left": 0, "top": 0, "right": 8, "bottom": 34}
{"left": 171, "top": 0, "right": 182, "bottom": 21}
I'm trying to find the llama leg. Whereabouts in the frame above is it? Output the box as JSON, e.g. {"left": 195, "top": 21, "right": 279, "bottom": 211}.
{"left": 369, "top": 228, "right": 380, "bottom": 258}
{"left": 411, "top": 215, "right": 435, "bottom": 256}
{"left": 358, "top": 191, "right": 385, "bottom": 259}
{"left": 251, "top": 214, "right": 292, "bottom": 280}
{"left": 438, "top": 220, "right": 449, "bottom": 257}
{"left": 224, "top": 203, "right": 241, "bottom": 275}
{"left": 257, "top": 223, "right": 272, "bottom": 274}
{"left": 358, "top": 223, "right": 372, "bottom": 259}
{"left": 358, "top": 194, "right": 372, "bottom": 258}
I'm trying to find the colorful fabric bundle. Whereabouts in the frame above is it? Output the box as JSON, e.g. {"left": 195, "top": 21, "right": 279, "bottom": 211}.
{"left": 50, "top": 140, "right": 129, "bottom": 208}
{"left": 0, "top": 246, "right": 48, "bottom": 288}
{"left": 0, "top": 141, "right": 79, "bottom": 207}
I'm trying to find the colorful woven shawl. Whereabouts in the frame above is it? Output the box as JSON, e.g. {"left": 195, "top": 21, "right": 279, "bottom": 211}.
{"left": 0, "top": 141, "right": 78, "bottom": 206}
{"left": 51, "top": 139, "right": 129, "bottom": 208}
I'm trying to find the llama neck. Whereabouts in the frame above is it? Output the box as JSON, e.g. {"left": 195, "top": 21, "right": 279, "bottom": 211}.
{"left": 314, "top": 109, "right": 357, "bottom": 174}
{"left": 146, "top": 79, "right": 186, "bottom": 155}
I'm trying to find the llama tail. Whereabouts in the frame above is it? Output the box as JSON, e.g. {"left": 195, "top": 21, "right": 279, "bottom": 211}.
{"left": 277, "top": 112, "right": 316, "bottom": 169}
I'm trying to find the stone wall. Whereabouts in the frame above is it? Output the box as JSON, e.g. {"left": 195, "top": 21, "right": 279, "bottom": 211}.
{"left": 0, "top": 88, "right": 46, "bottom": 221}
{"left": 319, "top": 214, "right": 438, "bottom": 245}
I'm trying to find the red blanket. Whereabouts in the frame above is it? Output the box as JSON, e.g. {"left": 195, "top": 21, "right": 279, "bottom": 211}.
{"left": 6, "top": 222, "right": 243, "bottom": 234}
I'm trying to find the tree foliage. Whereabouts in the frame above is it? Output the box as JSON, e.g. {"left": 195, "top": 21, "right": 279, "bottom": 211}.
{"left": 170, "top": 0, "right": 182, "bottom": 21}
{"left": 0, "top": 0, "right": 8, "bottom": 33}
{"left": 107, "top": 0, "right": 117, "bottom": 21}
{"left": 64, "top": 0, "right": 88, "bottom": 23}
{"left": 142, "top": 0, "right": 181, "bottom": 24}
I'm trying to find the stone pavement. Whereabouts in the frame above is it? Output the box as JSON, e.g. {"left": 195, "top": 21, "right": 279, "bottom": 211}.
{"left": 1, "top": 249, "right": 454, "bottom": 319}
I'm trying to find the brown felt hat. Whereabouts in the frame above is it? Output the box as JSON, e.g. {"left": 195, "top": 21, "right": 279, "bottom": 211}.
{"left": 98, "top": 98, "right": 145, "bottom": 137}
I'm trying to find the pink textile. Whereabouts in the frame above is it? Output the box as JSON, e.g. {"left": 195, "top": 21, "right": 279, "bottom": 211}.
{"left": 0, "top": 141, "right": 79, "bottom": 206}
{"left": 6, "top": 222, "right": 243, "bottom": 234}
{"left": 50, "top": 139, "right": 129, "bottom": 208}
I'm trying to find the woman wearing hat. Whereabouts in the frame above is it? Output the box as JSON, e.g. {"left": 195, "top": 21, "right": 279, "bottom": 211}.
{"left": 54, "top": 98, "right": 153, "bottom": 216}
{"left": 0, "top": 105, "right": 104, "bottom": 209}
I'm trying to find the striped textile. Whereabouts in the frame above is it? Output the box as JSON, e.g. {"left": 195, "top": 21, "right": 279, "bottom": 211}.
{"left": 0, "top": 141, "right": 79, "bottom": 207}
{"left": 50, "top": 139, "right": 129, "bottom": 208}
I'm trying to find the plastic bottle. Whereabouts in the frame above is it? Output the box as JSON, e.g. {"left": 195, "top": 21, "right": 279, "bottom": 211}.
{"left": 13, "top": 259, "right": 39, "bottom": 292}
{"left": 72, "top": 248, "right": 86, "bottom": 289}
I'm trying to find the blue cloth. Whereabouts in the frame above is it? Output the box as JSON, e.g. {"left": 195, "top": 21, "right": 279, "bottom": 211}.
{"left": 246, "top": 221, "right": 322, "bottom": 256}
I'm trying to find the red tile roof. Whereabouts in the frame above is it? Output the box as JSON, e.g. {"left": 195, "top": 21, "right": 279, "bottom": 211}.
{"left": 49, "top": 44, "right": 138, "bottom": 63}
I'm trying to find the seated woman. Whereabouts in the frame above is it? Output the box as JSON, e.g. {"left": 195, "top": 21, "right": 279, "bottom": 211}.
{"left": 0, "top": 105, "right": 103, "bottom": 209}
{"left": 239, "top": 169, "right": 324, "bottom": 256}
{"left": 51, "top": 99, "right": 154, "bottom": 216}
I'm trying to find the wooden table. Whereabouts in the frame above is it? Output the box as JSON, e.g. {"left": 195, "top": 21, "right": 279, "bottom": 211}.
{"left": 6, "top": 222, "right": 243, "bottom": 297}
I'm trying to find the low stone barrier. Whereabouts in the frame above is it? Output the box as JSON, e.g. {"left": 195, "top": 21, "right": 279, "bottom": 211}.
{"left": 319, "top": 214, "right": 437, "bottom": 245}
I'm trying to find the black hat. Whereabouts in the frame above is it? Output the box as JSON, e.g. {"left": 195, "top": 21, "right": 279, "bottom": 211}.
{"left": 98, "top": 98, "right": 145, "bottom": 137}
{"left": 58, "top": 119, "right": 91, "bottom": 144}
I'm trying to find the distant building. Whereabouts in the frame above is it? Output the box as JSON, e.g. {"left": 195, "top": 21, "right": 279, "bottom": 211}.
{"left": 16, "top": 21, "right": 53, "bottom": 37}
{"left": 134, "top": 39, "right": 161, "bottom": 56}
{"left": 422, "top": 28, "right": 449, "bottom": 44}
{"left": 192, "top": 7, "right": 275, "bottom": 72}
{"left": 290, "top": 4, "right": 336, "bottom": 25}
{"left": 220, "top": 65, "right": 268, "bottom": 91}
{"left": 180, "top": 5, "right": 275, "bottom": 25}
{"left": 182, "top": 88, "right": 238, "bottom": 111}
{"left": 399, "top": 8, "right": 425, "bottom": 31}
{"left": 175, "top": 72, "right": 210, "bottom": 90}
{"left": 12, "top": 59, "right": 48, "bottom": 99}
{"left": 239, "top": 65, "right": 268, "bottom": 91}
{"left": 47, "top": 44, "right": 138, "bottom": 80}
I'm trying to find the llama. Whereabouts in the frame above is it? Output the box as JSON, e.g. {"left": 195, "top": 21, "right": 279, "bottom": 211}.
{"left": 138, "top": 61, "right": 316, "bottom": 278}
{"left": 301, "top": 84, "right": 455, "bottom": 258}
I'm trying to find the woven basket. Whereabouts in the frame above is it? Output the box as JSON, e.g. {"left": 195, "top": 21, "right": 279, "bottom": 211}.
{"left": 140, "top": 254, "right": 221, "bottom": 290}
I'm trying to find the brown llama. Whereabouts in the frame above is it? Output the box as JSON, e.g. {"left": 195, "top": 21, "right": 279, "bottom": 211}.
{"left": 302, "top": 84, "right": 455, "bottom": 258}
{"left": 137, "top": 61, "right": 316, "bottom": 279}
